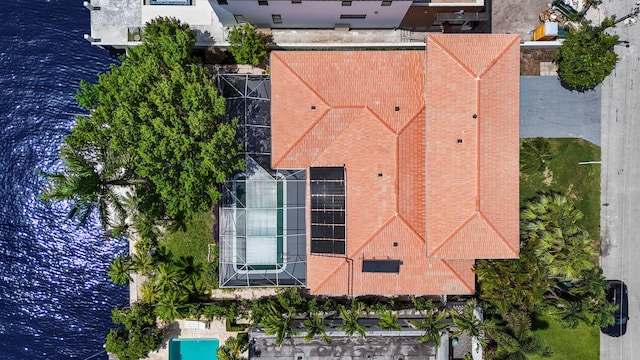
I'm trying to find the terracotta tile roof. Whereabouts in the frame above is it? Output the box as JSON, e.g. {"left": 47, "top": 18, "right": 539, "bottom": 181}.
{"left": 425, "top": 34, "right": 520, "bottom": 259}
{"left": 270, "top": 34, "right": 520, "bottom": 296}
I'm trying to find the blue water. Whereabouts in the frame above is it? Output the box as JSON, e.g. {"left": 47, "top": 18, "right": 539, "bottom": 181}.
{"left": 169, "top": 338, "right": 219, "bottom": 360}
{"left": 0, "top": 1, "right": 127, "bottom": 359}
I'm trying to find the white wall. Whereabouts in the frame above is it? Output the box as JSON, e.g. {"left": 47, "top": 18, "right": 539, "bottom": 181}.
{"left": 142, "top": 0, "right": 216, "bottom": 25}
{"left": 211, "top": 0, "right": 413, "bottom": 28}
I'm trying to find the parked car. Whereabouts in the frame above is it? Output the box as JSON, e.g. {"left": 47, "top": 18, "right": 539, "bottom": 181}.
{"left": 602, "top": 280, "right": 629, "bottom": 337}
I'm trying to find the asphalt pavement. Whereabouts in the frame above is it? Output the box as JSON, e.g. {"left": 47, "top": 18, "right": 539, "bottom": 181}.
{"left": 520, "top": 76, "right": 601, "bottom": 145}
{"left": 599, "top": 0, "right": 640, "bottom": 358}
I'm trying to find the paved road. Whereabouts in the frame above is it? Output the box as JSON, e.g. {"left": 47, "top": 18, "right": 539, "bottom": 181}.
{"left": 600, "top": 0, "right": 640, "bottom": 359}
{"left": 520, "top": 76, "right": 601, "bottom": 145}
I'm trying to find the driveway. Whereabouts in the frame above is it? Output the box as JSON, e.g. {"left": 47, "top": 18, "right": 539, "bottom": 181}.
{"left": 520, "top": 76, "right": 601, "bottom": 145}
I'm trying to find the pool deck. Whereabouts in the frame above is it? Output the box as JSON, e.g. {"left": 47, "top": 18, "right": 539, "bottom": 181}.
{"left": 127, "top": 225, "right": 274, "bottom": 359}
{"left": 145, "top": 319, "right": 237, "bottom": 360}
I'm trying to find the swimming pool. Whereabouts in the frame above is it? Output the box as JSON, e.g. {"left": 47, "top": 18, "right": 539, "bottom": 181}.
{"left": 168, "top": 338, "right": 219, "bottom": 360}
{"left": 232, "top": 173, "right": 286, "bottom": 273}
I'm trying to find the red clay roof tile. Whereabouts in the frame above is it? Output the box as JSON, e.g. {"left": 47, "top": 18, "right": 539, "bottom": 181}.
{"left": 270, "top": 34, "right": 520, "bottom": 296}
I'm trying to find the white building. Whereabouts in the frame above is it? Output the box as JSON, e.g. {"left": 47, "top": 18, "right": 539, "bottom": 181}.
{"left": 85, "top": 0, "right": 487, "bottom": 48}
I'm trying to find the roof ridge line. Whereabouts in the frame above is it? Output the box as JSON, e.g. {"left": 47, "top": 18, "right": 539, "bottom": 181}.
{"left": 429, "top": 212, "right": 477, "bottom": 257}
{"left": 309, "top": 107, "right": 373, "bottom": 167}
{"left": 478, "top": 35, "right": 521, "bottom": 79}
{"left": 272, "top": 107, "right": 330, "bottom": 168}
{"left": 475, "top": 78, "right": 481, "bottom": 211}
{"left": 427, "top": 36, "right": 477, "bottom": 78}
{"left": 310, "top": 258, "right": 347, "bottom": 294}
{"left": 271, "top": 52, "right": 330, "bottom": 107}
{"left": 478, "top": 211, "right": 519, "bottom": 257}
{"left": 397, "top": 105, "right": 425, "bottom": 135}
{"left": 440, "top": 259, "right": 475, "bottom": 293}
{"left": 333, "top": 105, "right": 365, "bottom": 109}
{"left": 396, "top": 214, "right": 425, "bottom": 243}
{"left": 311, "top": 215, "right": 396, "bottom": 294}
{"left": 395, "top": 136, "right": 400, "bottom": 214}
{"left": 350, "top": 215, "right": 397, "bottom": 257}
{"left": 365, "top": 106, "right": 396, "bottom": 134}
{"left": 271, "top": 53, "right": 332, "bottom": 168}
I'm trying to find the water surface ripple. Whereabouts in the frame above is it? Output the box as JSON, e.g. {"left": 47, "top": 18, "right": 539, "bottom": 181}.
{"left": 1, "top": 1, "right": 127, "bottom": 359}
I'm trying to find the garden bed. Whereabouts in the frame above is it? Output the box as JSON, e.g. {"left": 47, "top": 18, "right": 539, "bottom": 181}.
{"left": 521, "top": 48, "right": 558, "bottom": 75}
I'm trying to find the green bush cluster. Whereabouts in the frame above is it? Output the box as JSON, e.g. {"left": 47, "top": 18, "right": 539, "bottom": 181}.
{"left": 227, "top": 23, "right": 269, "bottom": 67}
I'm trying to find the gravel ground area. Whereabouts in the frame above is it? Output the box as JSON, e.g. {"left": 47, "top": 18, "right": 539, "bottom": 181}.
{"left": 492, "top": 0, "right": 549, "bottom": 40}
{"left": 521, "top": 48, "right": 558, "bottom": 75}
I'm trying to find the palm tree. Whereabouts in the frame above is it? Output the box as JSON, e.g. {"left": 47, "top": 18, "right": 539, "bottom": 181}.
{"left": 339, "top": 301, "right": 367, "bottom": 338}
{"left": 140, "top": 280, "right": 161, "bottom": 304}
{"left": 585, "top": 297, "right": 618, "bottom": 328}
{"left": 376, "top": 308, "right": 401, "bottom": 331}
{"left": 409, "top": 300, "right": 449, "bottom": 347}
{"left": 551, "top": 298, "right": 589, "bottom": 328}
{"left": 132, "top": 252, "right": 155, "bottom": 276}
{"left": 572, "top": 268, "right": 607, "bottom": 299}
{"left": 520, "top": 138, "right": 552, "bottom": 173}
{"left": 260, "top": 301, "right": 299, "bottom": 347}
{"left": 40, "top": 143, "right": 141, "bottom": 230}
{"left": 491, "top": 311, "right": 551, "bottom": 360}
{"left": 544, "top": 231, "right": 597, "bottom": 282}
{"left": 108, "top": 255, "right": 133, "bottom": 285}
{"left": 152, "top": 245, "right": 174, "bottom": 264}
{"left": 175, "top": 255, "right": 206, "bottom": 290}
{"left": 451, "top": 299, "right": 498, "bottom": 349}
{"left": 154, "top": 262, "right": 182, "bottom": 296}
{"left": 520, "top": 194, "right": 598, "bottom": 281}
{"left": 303, "top": 311, "right": 331, "bottom": 343}
{"left": 155, "top": 291, "right": 183, "bottom": 323}
{"left": 475, "top": 246, "right": 550, "bottom": 314}
{"left": 217, "top": 335, "right": 248, "bottom": 360}
{"left": 409, "top": 311, "right": 448, "bottom": 348}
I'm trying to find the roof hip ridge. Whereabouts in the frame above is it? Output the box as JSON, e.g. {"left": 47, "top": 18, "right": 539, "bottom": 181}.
{"left": 397, "top": 105, "right": 426, "bottom": 135}
{"left": 477, "top": 211, "right": 519, "bottom": 257}
{"left": 429, "top": 212, "right": 477, "bottom": 257}
{"left": 440, "top": 259, "right": 475, "bottom": 293}
{"left": 477, "top": 35, "right": 521, "bottom": 78}
{"left": 427, "top": 36, "right": 477, "bottom": 78}
{"left": 271, "top": 52, "right": 332, "bottom": 168}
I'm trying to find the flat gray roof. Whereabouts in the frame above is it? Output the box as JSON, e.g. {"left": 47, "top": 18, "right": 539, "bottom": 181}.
{"left": 87, "top": 0, "right": 226, "bottom": 47}
{"left": 249, "top": 335, "right": 436, "bottom": 360}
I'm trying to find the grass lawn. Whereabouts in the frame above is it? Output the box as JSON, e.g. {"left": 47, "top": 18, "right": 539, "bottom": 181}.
{"left": 159, "top": 210, "right": 215, "bottom": 265}
{"left": 520, "top": 138, "right": 601, "bottom": 359}
{"left": 520, "top": 138, "right": 601, "bottom": 241}
{"left": 530, "top": 315, "right": 600, "bottom": 360}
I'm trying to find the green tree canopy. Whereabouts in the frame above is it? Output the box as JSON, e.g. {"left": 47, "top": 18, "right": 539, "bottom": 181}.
{"left": 338, "top": 300, "right": 367, "bottom": 338}
{"left": 409, "top": 299, "right": 448, "bottom": 347}
{"left": 477, "top": 193, "right": 613, "bottom": 332}
{"left": 39, "top": 143, "right": 135, "bottom": 231}
{"left": 61, "top": 16, "right": 243, "bottom": 227}
{"left": 489, "top": 311, "right": 551, "bottom": 360}
{"left": 521, "top": 194, "right": 597, "bottom": 281}
{"left": 227, "top": 23, "right": 269, "bottom": 67}
{"left": 106, "top": 303, "right": 163, "bottom": 360}
{"left": 108, "top": 255, "right": 133, "bottom": 285}
{"left": 555, "top": 19, "right": 619, "bottom": 90}
{"left": 451, "top": 299, "right": 499, "bottom": 349}
{"left": 217, "top": 335, "right": 249, "bottom": 360}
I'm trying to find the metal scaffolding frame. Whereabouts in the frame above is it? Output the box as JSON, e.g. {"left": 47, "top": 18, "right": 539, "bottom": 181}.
{"left": 218, "top": 74, "right": 307, "bottom": 288}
